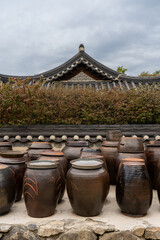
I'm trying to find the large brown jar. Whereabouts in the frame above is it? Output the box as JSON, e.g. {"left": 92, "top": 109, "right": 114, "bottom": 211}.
{"left": 115, "top": 137, "right": 146, "bottom": 178}
{"left": 0, "top": 151, "right": 26, "bottom": 201}
{"left": 100, "top": 141, "right": 118, "bottom": 185}
{"left": 24, "top": 161, "right": 60, "bottom": 218}
{"left": 39, "top": 151, "right": 68, "bottom": 175}
{"left": 0, "top": 164, "right": 16, "bottom": 215}
{"left": 27, "top": 142, "right": 52, "bottom": 160}
{"left": 62, "top": 141, "right": 90, "bottom": 164}
{"left": 38, "top": 157, "right": 65, "bottom": 203}
{"left": 145, "top": 142, "right": 160, "bottom": 189}
{"left": 67, "top": 159, "right": 110, "bottom": 217}
{"left": 79, "top": 148, "right": 101, "bottom": 158}
{"left": 116, "top": 161, "right": 152, "bottom": 217}
{"left": 0, "top": 142, "right": 12, "bottom": 151}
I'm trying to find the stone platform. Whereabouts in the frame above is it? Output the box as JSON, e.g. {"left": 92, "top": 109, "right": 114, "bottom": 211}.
{"left": 0, "top": 187, "right": 160, "bottom": 239}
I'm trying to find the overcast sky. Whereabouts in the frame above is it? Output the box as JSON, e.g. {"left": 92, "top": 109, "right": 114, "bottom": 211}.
{"left": 0, "top": 0, "right": 160, "bottom": 76}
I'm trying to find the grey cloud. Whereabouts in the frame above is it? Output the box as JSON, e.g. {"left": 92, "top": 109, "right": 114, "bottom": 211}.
{"left": 0, "top": 0, "right": 160, "bottom": 76}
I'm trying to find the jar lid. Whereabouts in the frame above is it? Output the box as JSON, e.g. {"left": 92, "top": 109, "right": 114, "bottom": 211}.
{"left": 81, "top": 155, "right": 103, "bottom": 160}
{"left": 81, "top": 148, "right": 101, "bottom": 153}
{"left": 123, "top": 162, "right": 145, "bottom": 166}
{"left": 101, "top": 141, "right": 118, "bottom": 147}
{"left": 122, "top": 158, "right": 145, "bottom": 163}
{"left": 0, "top": 151, "right": 24, "bottom": 158}
{"left": 67, "top": 141, "right": 90, "bottom": 147}
{"left": 71, "top": 159, "right": 102, "bottom": 170}
{"left": 0, "top": 142, "right": 12, "bottom": 147}
{"left": 29, "top": 142, "right": 52, "bottom": 149}
{"left": 0, "top": 164, "right": 8, "bottom": 170}
{"left": 27, "top": 160, "right": 58, "bottom": 169}
{"left": 40, "top": 151, "right": 64, "bottom": 157}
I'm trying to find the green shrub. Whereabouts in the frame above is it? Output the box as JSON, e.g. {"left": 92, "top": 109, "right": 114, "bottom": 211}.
{"left": 0, "top": 80, "right": 160, "bottom": 125}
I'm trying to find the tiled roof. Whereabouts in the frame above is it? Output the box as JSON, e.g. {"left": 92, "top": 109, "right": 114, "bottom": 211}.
{"left": 0, "top": 44, "right": 160, "bottom": 89}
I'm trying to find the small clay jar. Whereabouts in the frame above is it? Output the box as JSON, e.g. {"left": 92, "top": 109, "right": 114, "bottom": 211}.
{"left": 0, "top": 164, "right": 16, "bottom": 215}
{"left": 39, "top": 157, "right": 65, "bottom": 203}
{"left": 0, "top": 151, "right": 26, "bottom": 201}
{"left": 0, "top": 142, "right": 12, "bottom": 151}
{"left": 39, "top": 151, "right": 68, "bottom": 176}
{"left": 116, "top": 161, "right": 152, "bottom": 217}
{"left": 79, "top": 148, "right": 101, "bottom": 158}
{"left": 100, "top": 141, "right": 118, "bottom": 185}
{"left": 145, "top": 143, "right": 160, "bottom": 189}
{"left": 27, "top": 142, "right": 52, "bottom": 160}
{"left": 67, "top": 159, "right": 110, "bottom": 217}
{"left": 23, "top": 161, "right": 60, "bottom": 218}
{"left": 62, "top": 141, "right": 90, "bottom": 163}
{"left": 80, "top": 155, "right": 108, "bottom": 172}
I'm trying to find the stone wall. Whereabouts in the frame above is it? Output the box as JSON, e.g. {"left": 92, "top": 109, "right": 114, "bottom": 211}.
{"left": 0, "top": 220, "right": 160, "bottom": 240}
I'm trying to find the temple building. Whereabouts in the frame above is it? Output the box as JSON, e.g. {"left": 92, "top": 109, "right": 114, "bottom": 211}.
{"left": 0, "top": 44, "right": 160, "bottom": 90}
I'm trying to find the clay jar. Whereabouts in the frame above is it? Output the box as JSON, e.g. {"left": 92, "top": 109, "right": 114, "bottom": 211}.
{"left": 115, "top": 137, "right": 146, "bottom": 178}
{"left": 0, "top": 164, "right": 16, "bottom": 215}
{"left": 62, "top": 141, "right": 90, "bottom": 164}
{"left": 145, "top": 142, "right": 160, "bottom": 189}
{"left": 79, "top": 148, "right": 101, "bottom": 158}
{"left": 0, "top": 142, "right": 12, "bottom": 151}
{"left": 0, "top": 151, "right": 26, "bottom": 201}
{"left": 38, "top": 157, "right": 65, "bottom": 203}
{"left": 67, "top": 159, "right": 110, "bottom": 217}
{"left": 100, "top": 141, "right": 118, "bottom": 185}
{"left": 27, "top": 142, "right": 52, "bottom": 161}
{"left": 116, "top": 161, "right": 152, "bottom": 217}
{"left": 39, "top": 151, "right": 68, "bottom": 176}
{"left": 24, "top": 161, "right": 60, "bottom": 218}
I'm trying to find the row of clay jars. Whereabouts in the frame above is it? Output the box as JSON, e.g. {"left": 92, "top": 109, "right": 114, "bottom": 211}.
{"left": 24, "top": 160, "right": 61, "bottom": 218}
{"left": 0, "top": 151, "right": 26, "bottom": 202}
{"left": 116, "top": 158, "right": 152, "bottom": 217}
{"left": 67, "top": 159, "right": 110, "bottom": 217}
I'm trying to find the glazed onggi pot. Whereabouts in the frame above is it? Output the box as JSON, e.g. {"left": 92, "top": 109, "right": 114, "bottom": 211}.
{"left": 100, "top": 141, "right": 118, "bottom": 185}
{"left": 117, "top": 137, "right": 144, "bottom": 153}
{"left": 0, "top": 142, "right": 12, "bottom": 151}
{"left": 80, "top": 155, "right": 108, "bottom": 172}
{"left": 79, "top": 148, "right": 101, "bottom": 158}
{"left": 39, "top": 151, "right": 68, "bottom": 175}
{"left": 39, "top": 157, "right": 65, "bottom": 203}
{"left": 0, "top": 164, "right": 16, "bottom": 215}
{"left": 145, "top": 143, "right": 160, "bottom": 189}
{"left": 115, "top": 152, "right": 146, "bottom": 179}
{"left": 62, "top": 141, "right": 90, "bottom": 163}
{"left": 23, "top": 160, "right": 60, "bottom": 218}
{"left": 67, "top": 159, "right": 110, "bottom": 217}
{"left": 27, "top": 142, "right": 52, "bottom": 161}
{"left": 0, "top": 151, "right": 26, "bottom": 202}
{"left": 115, "top": 137, "right": 146, "bottom": 178}
{"left": 116, "top": 161, "right": 152, "bottom": 217}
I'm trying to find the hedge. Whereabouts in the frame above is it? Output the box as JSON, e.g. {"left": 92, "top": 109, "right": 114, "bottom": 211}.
{"left": 0, "top": 80, "right": 160, "bottom": 126}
